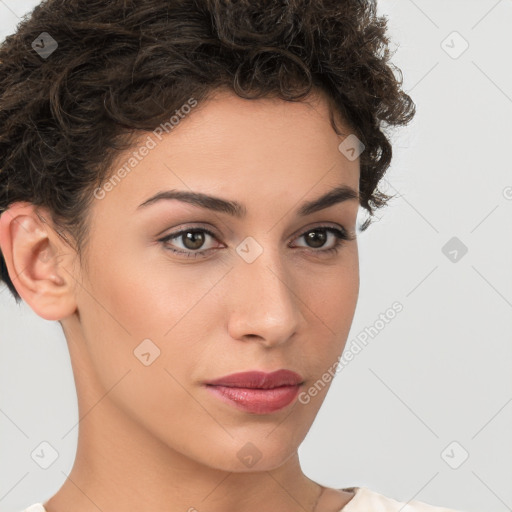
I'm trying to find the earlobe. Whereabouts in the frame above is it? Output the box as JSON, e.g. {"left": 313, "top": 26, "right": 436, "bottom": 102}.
{"left": 0, "top": 201, "right": 77, "bottom": 320}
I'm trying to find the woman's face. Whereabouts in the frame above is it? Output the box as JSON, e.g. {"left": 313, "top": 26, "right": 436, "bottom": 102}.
{"left": 72, "top": 89, "right": 361, "bottom": 472}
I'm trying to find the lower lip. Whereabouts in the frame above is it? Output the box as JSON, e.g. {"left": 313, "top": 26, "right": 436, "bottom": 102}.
{"left": 204, "top": 384, "right": 301, "bottom": 414}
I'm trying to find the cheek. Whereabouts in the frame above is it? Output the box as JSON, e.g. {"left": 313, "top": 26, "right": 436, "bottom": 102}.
{"left": 299, "top": 252, "right": 359, "bottom": 365}
{"left": 70, "top": 237, "right": 359, "bottom": 470}
{"left": 78, "top": 232, "right": 358, "bottom": 384}
{"left": 78, "top": 253, "right": 218, "bottom": 383}
{"left": 304, "top": 246, "right": 359, "bottom": 319}
{"left": 74, "top": 257, "right": 211, "bottom": 432}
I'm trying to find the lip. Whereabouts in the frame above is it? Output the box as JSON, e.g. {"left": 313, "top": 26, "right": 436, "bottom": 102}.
{"left": 204, "top": 369, "right": 304, "bottom": 388}
{"left": 203, "top": 370, "right": 304, "bottom": 414}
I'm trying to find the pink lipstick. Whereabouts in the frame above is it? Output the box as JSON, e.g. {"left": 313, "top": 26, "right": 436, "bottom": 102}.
{"left": 204, "top": 370, "right": 304, "bottom": 414}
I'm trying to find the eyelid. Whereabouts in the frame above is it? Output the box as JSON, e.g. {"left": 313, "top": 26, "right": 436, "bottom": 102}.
{"left": 160, "top": 221, "right": 349, "bottom": 243}
{"left": 159, "top": 224, "right": 223, "bottom": 248}
{"left": 158, "top": 221, "right": 353, "bottom": 259}
{"left": 159, "top": 222, "right": 221, "bottom": 239}
{"left": 288, "top": 221, "right": 351, "bottom": 243}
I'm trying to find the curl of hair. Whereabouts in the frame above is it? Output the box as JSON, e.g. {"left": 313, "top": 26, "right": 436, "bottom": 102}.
{"left": 0, "top": 0, "right": 415, "bottom": 303}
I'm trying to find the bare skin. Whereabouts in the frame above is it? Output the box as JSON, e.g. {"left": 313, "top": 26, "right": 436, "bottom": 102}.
{"left": 0, "top": 89, "right": 360, "bottom": 512}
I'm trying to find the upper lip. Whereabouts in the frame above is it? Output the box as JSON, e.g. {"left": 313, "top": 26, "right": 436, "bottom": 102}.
{"left": 204, "top": 370, "right": 304, "bottom": 389}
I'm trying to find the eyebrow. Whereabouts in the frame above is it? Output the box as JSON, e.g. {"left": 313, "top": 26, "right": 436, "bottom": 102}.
{"left": 136, "top": 184, "right": 359, "bottom": 217}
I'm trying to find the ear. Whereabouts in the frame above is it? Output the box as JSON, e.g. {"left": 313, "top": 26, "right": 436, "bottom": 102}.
{"left": 0, "top": 201, "right": 78, "bottom": 320}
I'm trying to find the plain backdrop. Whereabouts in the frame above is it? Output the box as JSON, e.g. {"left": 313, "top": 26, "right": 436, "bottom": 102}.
{"left": 1, "top": 1, "right": 511, "bottom": 511}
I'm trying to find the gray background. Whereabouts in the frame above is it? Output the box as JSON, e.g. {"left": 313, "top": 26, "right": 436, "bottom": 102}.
{"left": 1, "top": 1, "right": 511, "bottom": 511}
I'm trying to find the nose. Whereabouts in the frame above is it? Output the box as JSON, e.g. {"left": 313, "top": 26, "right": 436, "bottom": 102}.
{"left": 226, "top": 247, "right": 303, "bottom": 348}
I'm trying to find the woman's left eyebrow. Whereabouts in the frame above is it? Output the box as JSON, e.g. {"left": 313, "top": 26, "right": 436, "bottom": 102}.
{"left": 136, "top": 185, "right": 359, "bottom": 217}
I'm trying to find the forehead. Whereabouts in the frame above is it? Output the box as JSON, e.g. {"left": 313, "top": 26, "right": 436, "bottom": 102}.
{"left": 90, "top": 88, "right": 360, "bottom": 221}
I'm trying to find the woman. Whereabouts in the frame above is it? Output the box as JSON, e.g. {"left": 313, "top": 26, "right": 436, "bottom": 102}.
{"left": 0, "top": 0, "right": 464, "bottom": 510}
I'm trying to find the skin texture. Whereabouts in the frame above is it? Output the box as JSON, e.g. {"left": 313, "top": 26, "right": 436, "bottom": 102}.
{"left": 0, "top": 89, "right": 360, "bottom": 512}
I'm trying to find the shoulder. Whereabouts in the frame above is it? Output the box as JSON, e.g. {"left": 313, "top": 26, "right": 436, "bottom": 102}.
{"left": 20, "top": 504, "right": 46, "bottom": 512}
{"left": 340, "top": 486, "right": 465, "bottom": 512}
{"left": 20, "top": 489, "right": 466, "bottom": 512}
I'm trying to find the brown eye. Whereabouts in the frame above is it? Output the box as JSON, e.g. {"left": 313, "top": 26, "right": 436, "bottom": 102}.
{"left": 159, "top": 228, "right": 220, "bottom": 258}
{"left": 292, "top": 227, "right": 349, "bottom": 253}
{"left": 304, "top": 229, "right": 328, "bottom": 248}
{"left": 181, "top": 230, "right": 206, "bottom": 250}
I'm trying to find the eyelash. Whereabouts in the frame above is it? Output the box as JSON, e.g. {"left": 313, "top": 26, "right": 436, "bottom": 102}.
{"left": 158, "top": 225, "right": 353, "bottom": 259}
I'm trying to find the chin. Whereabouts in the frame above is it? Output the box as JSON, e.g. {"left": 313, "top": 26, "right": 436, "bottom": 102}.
{"left": 193, "top": 428, "right": 306, "bottom": 473}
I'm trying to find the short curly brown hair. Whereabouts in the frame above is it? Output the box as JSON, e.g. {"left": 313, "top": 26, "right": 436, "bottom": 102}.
{"left": 0, "top": 0, "right": 415, "bottom": 304}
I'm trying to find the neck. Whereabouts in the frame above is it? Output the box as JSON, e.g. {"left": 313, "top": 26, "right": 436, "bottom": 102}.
{"left": 45, "top": 318, "right": 324, "bottom": 512}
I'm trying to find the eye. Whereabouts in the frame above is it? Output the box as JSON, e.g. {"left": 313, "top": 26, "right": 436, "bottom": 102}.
{"left": 158, "top": 227, "right": 220, "bottom": 258}
{"left": 291, "top": 226, "right": 352, "bottom": 255}
{"left": 158, "top": 224, "right": 354, "bottom": 259}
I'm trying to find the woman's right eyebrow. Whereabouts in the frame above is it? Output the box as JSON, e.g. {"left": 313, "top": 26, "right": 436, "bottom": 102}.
{"left": 136, "top": 184, "right": 359, "bottom": 218}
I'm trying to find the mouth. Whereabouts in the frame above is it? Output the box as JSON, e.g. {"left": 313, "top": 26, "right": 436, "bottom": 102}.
{"left": 203, "top": 370, "right": 304, "bottom": 414}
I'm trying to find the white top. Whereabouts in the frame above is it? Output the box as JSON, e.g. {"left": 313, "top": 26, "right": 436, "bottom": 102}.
{"left": 21, "top": 486, "right": 464, "bottom": 512}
